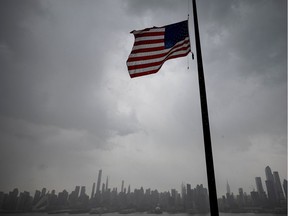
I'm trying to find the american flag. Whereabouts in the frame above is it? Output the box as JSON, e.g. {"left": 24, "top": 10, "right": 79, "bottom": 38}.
{"left": 126, "top": 20, "right": 191, "bottom": 78}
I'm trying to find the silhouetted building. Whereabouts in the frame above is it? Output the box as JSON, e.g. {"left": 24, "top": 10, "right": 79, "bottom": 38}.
{"left": 273, "top": 171, "right": 285, "bottom": 203}
{"left": 237, "top": 188, "right": 245, "bottom": 206}
{"left": 265, "top": 166, "right": 274, "bottom": 182}
{"left": 121, "top": 180, "right": 124, "bottom": 193}
{"left": 226, "top": 181, "right": 231, "bottom": 195}
{"left": 127, "top": 185, "right": 131, "bottom": 194}
{"left": 57, "top": 190, "right": 68, "bottom": 206}
{"left": 33, "top": 190, "right": 41, "bottom": 205}
{"left": 96, "top": 169, "right": 102, "bottom": 194}
{"left": 80, "top": 186, "right": 86, "bottom": 197}
{"left": 41, "top": 188, "right": 46, "bottom": 197}
{"left": 255, "top": 177, "right": 267, "bottom": 205}
{"left": 283, "top": 179, "right": 287, "bottom": 198}
{"left": 105, "top": 176, "right": 109, "bottom": 191}
{"left": 265, "top": 166, "right": 277, "bottom": 206}
{"left": 91, "top": 182, "right": 95, "bottom": 199}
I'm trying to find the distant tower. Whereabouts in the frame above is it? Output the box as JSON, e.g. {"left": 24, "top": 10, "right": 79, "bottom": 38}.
{"left": 255, "top": 177, "right": 265, "bottom": 194}
{"left": 273, "top": 171, "right": 285, "bottom": 201}
{"left": 105, "top": 176, "right": 109, "bottom": 191}
{"left": 128, "top": 185, "right": 131, "bottom": 194}
{"left": 121, "top": 180, "right": 124, "bottom": 193}
{"left": 91, "top": 182, "right": 95, "bottom": 199}
{"left": 96, "top": 169, "right": 102, "bottom": 194}
{"left": 74, "top": 186, "right": 80, "bottom": 197}
{"left": 283, "top": 179, "right": 287, "bottom": 198}
{"left": 265, "top": 166, "right": 274, "bottom": 182}
{"left": 41, "top": 188, "right": 47, "bottom": 197}
{"left": 255, "top": 177, "right": 266, "bottom": 199}
{"left": 265, "top": 166, "right": 277, "bottom": 205}
{"left": 238, "top": 188, "right": 244, "bottom": 205}
{"left": 80, "top": 186, "right": 86, "bottom": 196}
{"left": 226, "top": 181, "right": 231, "bottom": 195}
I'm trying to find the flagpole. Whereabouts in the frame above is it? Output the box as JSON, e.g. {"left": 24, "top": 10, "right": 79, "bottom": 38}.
{"left": 192, "top": 0, "right": 219, "bottom": 215}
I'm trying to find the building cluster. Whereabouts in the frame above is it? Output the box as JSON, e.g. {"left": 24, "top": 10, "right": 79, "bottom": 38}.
{"left": 0, "top": 169, "right": 209, "bottom": 214}
{"left": 0, "top": 166, "right": 286, "bottom": 214}
{"left": 218, "top": 166, "right": 287, "bottom": 213}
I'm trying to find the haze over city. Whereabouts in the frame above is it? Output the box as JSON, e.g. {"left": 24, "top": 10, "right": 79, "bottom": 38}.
{"left": 0, "top": 0, "right": 286, "bottom": 198}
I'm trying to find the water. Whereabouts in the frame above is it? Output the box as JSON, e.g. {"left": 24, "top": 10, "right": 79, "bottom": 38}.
{"left": 0, "top": 213, "right": 285, "bottom": 216}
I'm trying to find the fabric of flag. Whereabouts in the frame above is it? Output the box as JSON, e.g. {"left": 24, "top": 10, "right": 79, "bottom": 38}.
{"left": 126, "top": 20, "right": 191, "bottom": 78}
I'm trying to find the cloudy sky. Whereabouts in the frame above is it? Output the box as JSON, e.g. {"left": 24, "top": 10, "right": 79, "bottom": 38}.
{"left": 0, "top": 0, "right": 286, "bottom": 197}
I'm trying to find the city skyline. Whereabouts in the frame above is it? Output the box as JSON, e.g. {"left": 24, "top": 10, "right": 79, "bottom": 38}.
{"left": 0, "top": 0, "right": 286, "bottom": 198}
{"left": 0, "top": 166, "right": 286, "bottom": 214}
{"left": 1, "top": 166, "right": 286, "bottom": 200}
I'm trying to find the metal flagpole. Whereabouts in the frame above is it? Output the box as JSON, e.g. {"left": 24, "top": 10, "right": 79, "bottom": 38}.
{"left": 192, "top": 0, "right": 219, "bottom": 215}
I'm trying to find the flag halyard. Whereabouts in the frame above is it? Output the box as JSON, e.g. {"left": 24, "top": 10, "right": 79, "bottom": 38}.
{"left": 127, "top": 20, "right": 191, "bottom": 78}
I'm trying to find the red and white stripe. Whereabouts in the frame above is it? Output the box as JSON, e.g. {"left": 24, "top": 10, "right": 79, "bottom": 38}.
{"left": 127, "top": 28, "right": 191, "bottom": 78}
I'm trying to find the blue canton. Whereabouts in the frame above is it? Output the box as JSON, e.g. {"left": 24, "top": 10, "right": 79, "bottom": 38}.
{"left": 164, "top": 20, "right": 189, "bottom": 49}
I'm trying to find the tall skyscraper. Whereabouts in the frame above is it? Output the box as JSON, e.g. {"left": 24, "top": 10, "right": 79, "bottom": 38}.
{"left": 80, "top": 186, "right": 86, "bottom": 196}
{"left": 265, "top": 166, "right": 277, "bottom": 205}
{"left": 273, "top": 171, "right": 285, "bottom": 201}
{"left": 105, "top": 176, "right": 109, "bottom": 191}
{"left": 75, "top": 186, "right": 80, "bottom": 197}
{"left": 121, "top": 180, "right": 124, "bottom": 193}
{"left": 226, "top": 181, "right": 231, "bottom": 195}
{"left": 128, "top": 185, "right": 131, "bottom": 194}
{"left": 96, "top": 169, "right": 102, "bottom": 194}
{"left": 91, "top": 182, "right": 95, "bottom": 199}
{"left": 283, "top": 179, "right": 287, "bottom": 198}
{"left": 265, "top": 166, "right": 274, "bottom": 182}
{"left": 255, "top": 177, "right": 265, "bottom": 194}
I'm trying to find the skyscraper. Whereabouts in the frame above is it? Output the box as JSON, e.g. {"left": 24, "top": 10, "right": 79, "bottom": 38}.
{"left": 121, "top": 180, "right": 124, "bottom": 193}
{"left": 265, "top": 166, "right": 277, "bottom": 205}
{"left": 273, "top": 171, "right": 285, "bottom": 202}
{"left": 96, "top": 169, "right": 102, "bottom": 194}
{"left": 80, "top": 186, "right": 86, "bottom": 196}
{"left": 91, "top": 182, "right": 95, "bottom": 199}
{"left": 75, "top": 186, "right": 80, "bottom": 197}
{"left": 226, "top": 181, "right": 231, "bottom": 195}
{"left": 105, "top": 176, "right": 109, "bottom": 191}
{"left": 283, "top": 179, "right": 287, "bottom": 198}
{"left": 255, "top": 177, "right": 265, "bottom": 194}
{"left": 265, "top": 166, "right": 274, "bottom": 182}
{"left": 255, "top": 177, "right": 266, "bottom": 200}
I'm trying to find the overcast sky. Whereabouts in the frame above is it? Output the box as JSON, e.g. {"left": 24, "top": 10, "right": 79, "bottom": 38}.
{"left": 0, "top": 0, "right": 286, "bottom": 197}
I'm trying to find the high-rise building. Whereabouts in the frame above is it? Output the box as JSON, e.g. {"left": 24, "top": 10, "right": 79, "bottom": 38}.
{"left": 96, "top": 169, "right": 102, "bottom": 194}
{"left": 283, "top": 179, "right": 287, "bottom": 198}
{"left": 41, "top": 188, "right": 46, "bottom": 197}
{"left": 80, "top": 186, "right": 86, "bottom": 196}
{"left": 265, "top": 166, "right": 274, "bottom": 182}
{"left": 121, "top": 180, "right": 124, "bottom": 193}
{"left": 91, "top": 182, "right": 95, "bottom": 199}
{"left": 105, "top": 176, "right": 109, "bottom": 191}
{"left": 75, "top": 186, "right": 80, "bottom": 197}
{"left": 273, "top": 171, "right": 285, "bottom": 201}
{"left": 226, "top": 181, "right": 231, "bottom": 195}
{"left": 238, "top": 188, "right": 244, "bottom": 206}
{"left": 128, "top": 185, "right": 131, "bottom": 194}
{"left": 255, "top": 177, "right": 265, "bottom": 194}
{"left": 265, "top": 166, "right": 277, "bottom": 205}
{"left": 255, "top": 177, "right": 267, "bottom": 200}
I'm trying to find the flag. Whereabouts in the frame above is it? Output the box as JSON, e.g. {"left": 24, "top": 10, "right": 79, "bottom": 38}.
{"left": 127, "top": 20, "right": 191, "bottom": 78}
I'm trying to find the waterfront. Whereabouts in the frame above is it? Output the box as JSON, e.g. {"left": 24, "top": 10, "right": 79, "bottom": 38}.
{"left": 0, "top": 212, "right": 286, "bottom": 216}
